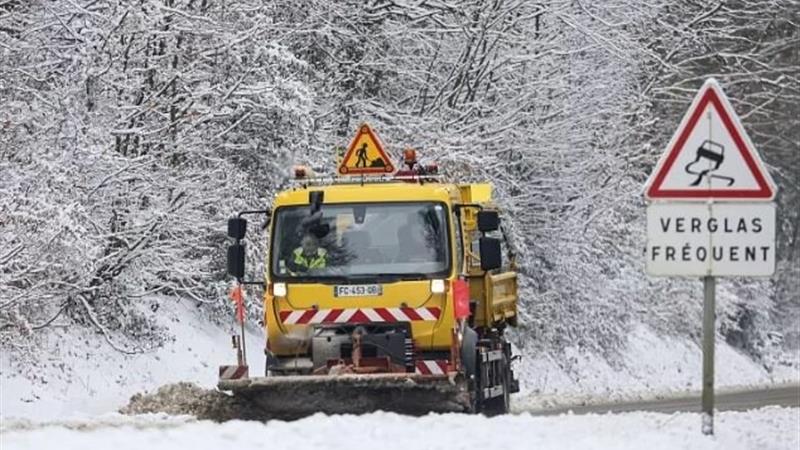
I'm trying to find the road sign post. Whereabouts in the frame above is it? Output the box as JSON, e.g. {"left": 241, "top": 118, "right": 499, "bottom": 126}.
{"left": 701, "top": 275, "right": 715, "bottom": 435}
{"left": 643, "top": 79, "right": 777, "bottom": 436}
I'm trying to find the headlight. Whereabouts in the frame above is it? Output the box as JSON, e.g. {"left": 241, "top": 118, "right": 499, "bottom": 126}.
{"left": 430, "top": 279, "right": 446, "bottom": 294}
{"left": 273, "top": 282, "right": 287, "bottom": 297}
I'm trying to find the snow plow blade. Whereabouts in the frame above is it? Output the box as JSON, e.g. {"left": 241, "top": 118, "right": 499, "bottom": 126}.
{"left": 218, "top": 373, "right": 470, "bottom": 418}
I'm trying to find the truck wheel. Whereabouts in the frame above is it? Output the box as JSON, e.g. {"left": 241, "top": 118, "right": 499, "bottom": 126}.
{"left": 265, "top": 351, "right": 280, "bottom": 376}
{"left": 460, "top": 327, "right": 479, "bottom": 414}
{"left": 481, "top": 353, "right": 510, "bottom": 416}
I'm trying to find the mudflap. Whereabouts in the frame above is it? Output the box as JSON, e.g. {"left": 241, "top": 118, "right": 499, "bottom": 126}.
{"left": 218, "top": 373, "right": 470, "bottom": 419}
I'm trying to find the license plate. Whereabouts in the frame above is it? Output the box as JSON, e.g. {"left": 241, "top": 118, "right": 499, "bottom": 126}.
{"left": 334, "top": 284, "right": 382, "bottom": 297}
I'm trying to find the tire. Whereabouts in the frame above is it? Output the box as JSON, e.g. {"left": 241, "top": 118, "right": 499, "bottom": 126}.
{"left": 481, "top": 353, "right": 510, "bottom": 416}
{"left": 265, "top": 351, "right": 280, "bottom": 376}
{"left": 460, "top": 327, "right": 480, "bottom": 413}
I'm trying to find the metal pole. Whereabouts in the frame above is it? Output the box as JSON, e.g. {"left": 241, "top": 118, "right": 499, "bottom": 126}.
{"left": 701, "top": 275, "right": 716, "bottom": 435}
{"left": 240, "top": 317, "right": 248, "bottom": 366}
{"left": 239, "top": 285, "right": 247, "bottom": 366}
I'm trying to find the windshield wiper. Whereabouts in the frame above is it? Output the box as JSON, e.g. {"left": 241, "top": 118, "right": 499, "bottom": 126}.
{"left": 276, "top": 275, "right": 348, "bottom": 284}
{"left": 364, "top": 273, "right": 435, "bottom": 282}
{"left": 278, "top": 275, "right": 391, "bottom": 284}
{"left": 390, "top": 273, "right": 435, "bottom": 280}
{"left": 276, "top": 273, "right": 438, "bottom": 284}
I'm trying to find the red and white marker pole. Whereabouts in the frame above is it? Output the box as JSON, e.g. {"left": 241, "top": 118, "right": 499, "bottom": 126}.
{"left": 230, "top": 284, "right": 247, "bottom": 366}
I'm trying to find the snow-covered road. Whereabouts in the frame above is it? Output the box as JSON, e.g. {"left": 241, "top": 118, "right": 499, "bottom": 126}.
{"left": 2, "top": 408, "right": 797, "bottom": 450}
{"left": 517, "top": 384, "right": 800, "bottom": 415}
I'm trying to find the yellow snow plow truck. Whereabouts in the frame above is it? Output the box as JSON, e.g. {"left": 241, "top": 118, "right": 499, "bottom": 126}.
{"left": 219, "top": 124, "right": 520, "bottom": 417}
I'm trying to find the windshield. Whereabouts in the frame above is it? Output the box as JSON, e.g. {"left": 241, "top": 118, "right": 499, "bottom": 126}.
{"left": 270, "top": 202, "right": 450, "bottom": 281}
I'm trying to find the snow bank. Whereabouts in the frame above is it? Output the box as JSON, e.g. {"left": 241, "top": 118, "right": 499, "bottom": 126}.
{"left": 4, "top": 310, "right": 797, "bottom": 420}
{"left": 2, "top": 408, "right": 797, "bottom": 450}
{"left": 514, "top": 324, "right": 799, "bottom": 407}
{"left": 1, "top": 300, "right": 263, "bottom": 420}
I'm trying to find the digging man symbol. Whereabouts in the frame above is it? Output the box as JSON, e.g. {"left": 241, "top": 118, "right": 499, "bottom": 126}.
{"left": 355, "top": 143, "right": 369, "bottom": 168}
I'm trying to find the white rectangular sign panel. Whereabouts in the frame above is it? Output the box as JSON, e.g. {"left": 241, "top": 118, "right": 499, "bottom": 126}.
{"left": 646, "top": 203, "right": 775, "bottom": 277}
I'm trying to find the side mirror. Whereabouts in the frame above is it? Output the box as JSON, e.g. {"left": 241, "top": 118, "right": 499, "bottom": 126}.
{"left": 477, "top": 210, "right": 500, "bottom": 232}
{"left": 479, "top": 237, "right": 502, "bottom": 271}
{"left": 228, "top": 217, "right": 247, "bottom": 240}
{"left": 227, "top": 243, "right": 245, "bottom": 279}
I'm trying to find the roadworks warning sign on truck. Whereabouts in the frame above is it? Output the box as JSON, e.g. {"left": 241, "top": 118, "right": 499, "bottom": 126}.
{"left": 338, "top": 124, "right": 395, "bottom": 175}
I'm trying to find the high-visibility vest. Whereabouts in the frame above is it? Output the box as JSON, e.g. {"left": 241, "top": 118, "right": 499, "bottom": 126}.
{"left": 292, "top": 247, "right": 327, "bottom": 269}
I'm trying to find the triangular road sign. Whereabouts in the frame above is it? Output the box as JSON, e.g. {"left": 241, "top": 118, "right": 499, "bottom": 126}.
{"left": 644, "top": 79, "right": 776, "bottom": 201}
{"left": 338, "top": 124, "right": 395, "bottom": 176}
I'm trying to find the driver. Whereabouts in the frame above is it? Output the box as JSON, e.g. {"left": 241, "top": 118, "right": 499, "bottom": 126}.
{"left": 290, "top": 233, "right": 327, "bottom": 272}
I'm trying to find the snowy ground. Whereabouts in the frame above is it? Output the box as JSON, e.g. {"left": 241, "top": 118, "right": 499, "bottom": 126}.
{"left": 2, "top": 408, "right": 798, "bottom": 450}
{"left": 1, "top": 300, "right": 264, "bottom": 420}
{"left": 2, "top": 299, "right": 798, "bottom": 450}
{"left": 513, "top": 324, "right": 799, "bottom": 410}
{"left": 1, "top": 298, "right": 797, "bottom": 420}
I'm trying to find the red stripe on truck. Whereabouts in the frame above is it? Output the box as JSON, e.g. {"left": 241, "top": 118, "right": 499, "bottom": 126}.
{"left": 279, "top": 307, "right": 441, "bottom": 324}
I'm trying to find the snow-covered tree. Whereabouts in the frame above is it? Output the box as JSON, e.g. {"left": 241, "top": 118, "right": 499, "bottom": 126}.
{"left": 1, "top": 0, "right": 796, "bottom": 372}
